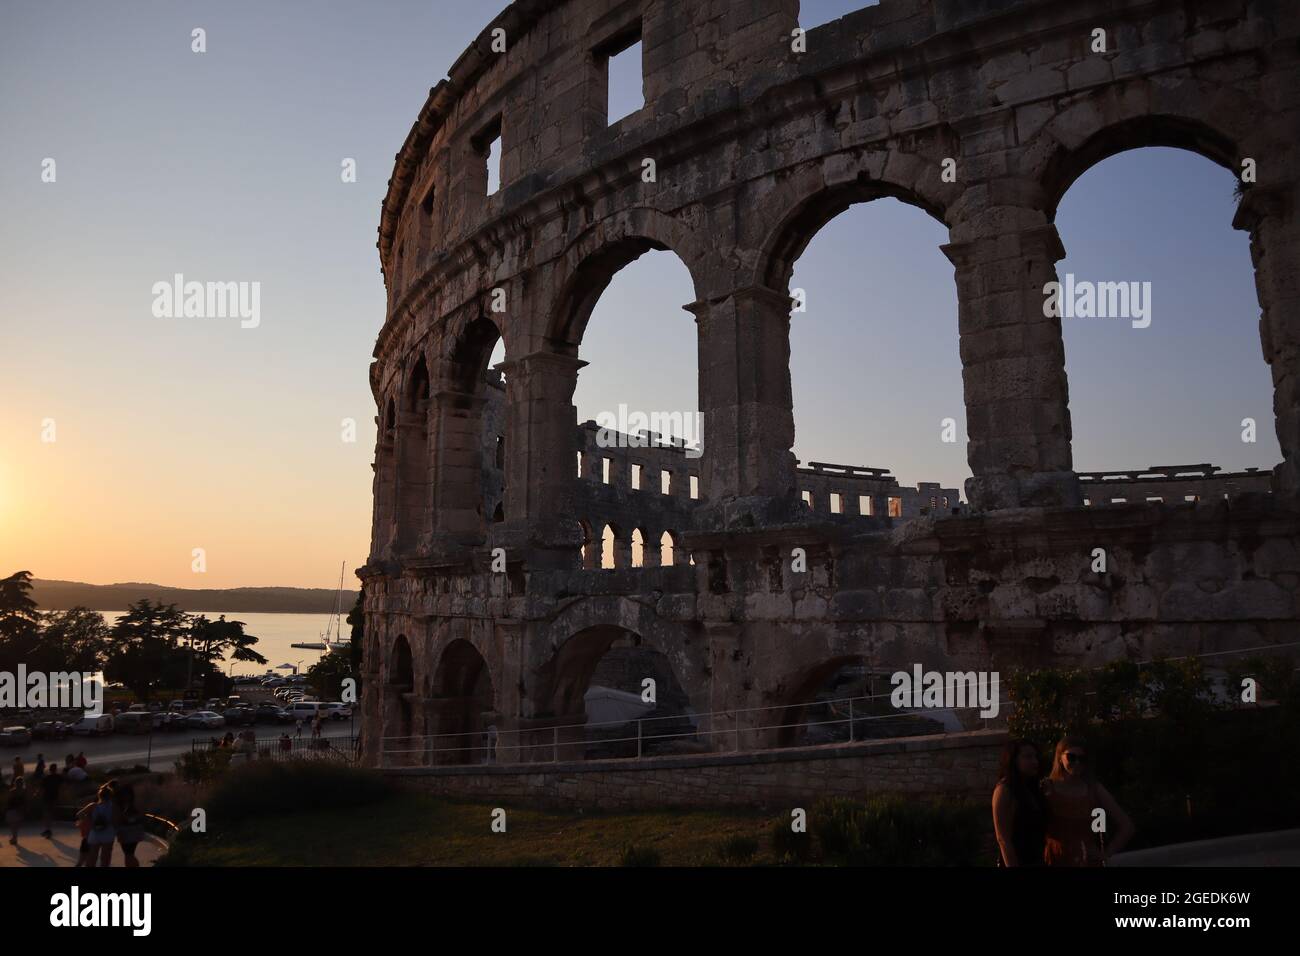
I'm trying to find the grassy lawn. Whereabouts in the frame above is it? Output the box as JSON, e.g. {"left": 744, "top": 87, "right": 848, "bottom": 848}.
{"left": 163, "top": 791, "right": 780, "bottom": 866}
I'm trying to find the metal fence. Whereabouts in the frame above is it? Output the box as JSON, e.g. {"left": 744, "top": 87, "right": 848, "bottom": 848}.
{"left": 192, "top": 733, "right": 360, "bottom": 765}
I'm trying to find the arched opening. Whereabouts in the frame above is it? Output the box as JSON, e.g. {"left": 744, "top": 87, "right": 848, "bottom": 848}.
{"left": 1050, "top": 145, "right": 1280, "bottom": 482}
{"left": 600, "top": 523, "right": 618, "bottom": 570}
{"left": 538, "top": 624, "right": 697, "bottom": 759}
{"left": 775, "top": 656, "right": 949, "bottom": 748}
{"left": 556, "top": 239, "right": 701, "bottom": 565}
{"left": 659, "top": 530, "right": 675, "bottom": 567}
{"left": 631, "top": 528, "right": 646, "bottom": 567}
{"left": 440, "top": 316, "right": 508, "bottom": 543}
{"left": 429, "top": 639, "right": 496, "bottom": 765}
{"left": 385, "top": 634, "right": 416, "bottom": 766}
{"left": 394, "top": 358, "right": 431, "bottom": 552}
{"left": 776, "top": 190, "right": 966, "bottom": 515}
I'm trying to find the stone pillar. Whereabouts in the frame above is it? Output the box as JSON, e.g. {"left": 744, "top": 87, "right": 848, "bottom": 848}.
{"left": 705, "top": 623, "right": 756, "bottom": 752}
{"left": 392, "top": 401, "right": 433, "bottom": 553}
{"left": 942, "top": 222, "right": 1081, "bottom": 510}
{"left": 430, "top": 388, "right": 486, "bottom": 541}
{"left": 370, "top": 429, "right": 397, "bottom": 559}
{"left": 500, "top": 350, "right": 587, "bottom": 563}
{"left": 1234, "top": 184, "right": 1300, "bottom": 499}
{"left": 691, "top": 286, "right": 798, "bottom": 519}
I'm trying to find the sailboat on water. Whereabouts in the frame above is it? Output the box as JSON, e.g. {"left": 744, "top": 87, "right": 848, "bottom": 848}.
{"left": 289, "top": 562, "right": 352, "bottom": 655}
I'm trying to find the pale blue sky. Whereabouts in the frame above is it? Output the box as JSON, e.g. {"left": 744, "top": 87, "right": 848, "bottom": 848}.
{"left": 0, "top": 0, "right": 1280, "bottom": 587}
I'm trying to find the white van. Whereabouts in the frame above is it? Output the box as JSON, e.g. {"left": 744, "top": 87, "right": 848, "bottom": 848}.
{"left": 71, "top": 714, "right": 114, "bottom": 736}
{"left": 286, "top": 701, "right": 324, "bottom": 722}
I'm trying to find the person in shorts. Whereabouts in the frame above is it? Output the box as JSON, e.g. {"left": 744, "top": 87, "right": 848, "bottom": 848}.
{"left": 114, "top": 784, "right": 146, "bottom": 868}
{"left": 86, "top": 784, "right": 117, "bottom": 867}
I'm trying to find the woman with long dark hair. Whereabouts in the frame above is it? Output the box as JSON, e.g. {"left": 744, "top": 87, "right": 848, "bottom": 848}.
{"left": 1043, "top": 735, "right": 1135, "bottom": 866}
{"left": 992, "top": 739, "right": 1047, "bottom": 866}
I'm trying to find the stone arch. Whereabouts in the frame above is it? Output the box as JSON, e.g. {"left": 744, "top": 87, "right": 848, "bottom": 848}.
{"left": 546, "top": 207, "right": 706, "bottom": 352}
{"left": 428, "top": 638, "right": 497, "bottom": 765}
{"left": 430, "top": 313, "right": 508, "bottom": 542}
{"left": 1037, "top": 113, "right": 1243, "bottom": 222}
{"left": 755, "top": 153, "right": 958, "bottom": 294}
{"left": 773, "top": 654, "right": 866, "bottom": 748}
{"left": 533, "top": 595, "right": 705, "bottom": 721}
{"left": 383, "top": 633, "right": 417, "bottom": 766}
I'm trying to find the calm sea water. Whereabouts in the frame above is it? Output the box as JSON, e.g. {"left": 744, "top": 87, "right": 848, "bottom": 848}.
{"left": 95, "top": 610, "right": 342, "bottom": 677}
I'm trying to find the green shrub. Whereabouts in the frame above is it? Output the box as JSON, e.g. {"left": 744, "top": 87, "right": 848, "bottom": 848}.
{"left": 715, "top": 834, "right": 758, "bottom": 864}
{"left": 203, "top": 761, "right": 391, "bottom": 824}
{"left": 811, "top": 795, "right": 985, "bottom": 866}
{"left": 770, "top": 817, "right": 814, "bottom": 864}
{"left": 619, "top": 844, "right": 661, "bottom": 867}
{"left": 174, "top": 749, "right": 232, "bottom": 785}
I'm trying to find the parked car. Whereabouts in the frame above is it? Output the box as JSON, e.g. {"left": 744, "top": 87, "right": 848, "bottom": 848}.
{"left": 222, "top": 706, "right": 256, "bottom": 727}
{"left": 158, "top": 713, "right": 188, "bottom": 732}
{"left": 255, "top": 703, "right": 291, "bottom": 723}
{"left": 31, "top": 720, "right": 71, "bottom": 740}
{"left": 0, "top": 726, "right": 32, "bottom": 746}
{"left": 113, "top": 712, "right": 153, "bottom": 735}
{"left": 319, "top": 703, "right": 352, "bottom": 720}
{"left": 183, "top": 711, "right": 225, "bottom": 729}
{"left": 286, "top": 701, "right": 326, "bottom": 723}
{"left": 71, "top": 714, "right": 115, "bottom": 736}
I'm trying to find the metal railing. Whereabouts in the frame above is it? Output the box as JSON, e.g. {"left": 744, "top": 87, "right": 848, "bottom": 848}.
{"left": 379, "top": 687, "right": 1010, "bottom": 768}
{"left": 377, "top": 642, "right": 1300, "bottom": 770}
{"left": 192, "top": 733, "right": 360, "bottom": 765}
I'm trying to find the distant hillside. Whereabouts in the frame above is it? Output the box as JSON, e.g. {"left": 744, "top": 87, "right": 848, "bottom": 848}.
{"left": 32, "top": 579, "right": 360, "bottom": 614}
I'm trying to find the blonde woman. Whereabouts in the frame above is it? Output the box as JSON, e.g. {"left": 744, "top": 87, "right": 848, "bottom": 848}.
{"left": 1043, "top": 736, "right": 1135, "bottom": 865}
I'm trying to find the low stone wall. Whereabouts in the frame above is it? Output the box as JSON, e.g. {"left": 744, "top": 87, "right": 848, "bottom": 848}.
{"left": 385, "top": 730, "right": 1007, "bottom": 810}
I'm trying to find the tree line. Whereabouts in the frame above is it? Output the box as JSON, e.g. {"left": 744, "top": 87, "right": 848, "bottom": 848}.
{"left": 0, "top": 570, "right": 268, "bottom": 701}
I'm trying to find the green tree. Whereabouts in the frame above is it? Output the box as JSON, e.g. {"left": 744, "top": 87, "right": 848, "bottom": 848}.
{"left": 38, "top": 607, "right": 110, "bottom": 673}
{"left": 104, "top": 600, "right": 195, "bottom": 699}
{"left": 0, "top": 570, "right": 42, "bottom": 669}
{"left": 188, "top": 614, "right": 268, "bottom": 669}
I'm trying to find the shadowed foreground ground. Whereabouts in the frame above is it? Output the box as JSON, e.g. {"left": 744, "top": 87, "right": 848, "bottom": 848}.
{"left": 0, "top": 823, "right": 167, "bottom": 868}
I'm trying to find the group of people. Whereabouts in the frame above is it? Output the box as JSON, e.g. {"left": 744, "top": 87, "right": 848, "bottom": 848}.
{"left": 992, "top": 735, "right": 1136, "bottom": 866}
{"left": 5, "top": 753, "right": 91, "bottom": 846}
{"left": 74, "top": 781, "right": 146, "bottom": 867}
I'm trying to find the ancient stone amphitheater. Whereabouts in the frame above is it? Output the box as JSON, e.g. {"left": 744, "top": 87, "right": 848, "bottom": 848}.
{"left": 357, "top": 0, "right": 1300, "bottom": 775}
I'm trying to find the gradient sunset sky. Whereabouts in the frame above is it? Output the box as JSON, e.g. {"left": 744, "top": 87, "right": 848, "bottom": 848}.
{"left": 0, "top": 0, "right": 1281, "bottom": 590}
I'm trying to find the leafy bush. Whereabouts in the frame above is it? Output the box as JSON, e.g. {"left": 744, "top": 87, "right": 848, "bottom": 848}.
{"left": 203, "top": 761, "right": 391, "bottom": 824}
{"left": 715, "top": 834, "right": 758, "bottom": 864}
{"left": 811, "top": 796, "right": 985, "bottom": 866}
{"left": 619, "top": 844, "right": 661, "bottom": 867}
{"left": 770, "top": 817, "right": 814, "bottom": 864}
{"left": 174, "top": 749, "right": 232, "bottom": 785}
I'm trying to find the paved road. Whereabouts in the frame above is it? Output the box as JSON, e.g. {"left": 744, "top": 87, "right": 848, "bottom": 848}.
{"left": 0, "top": 822, "right": 167, "bottom": 868}
{"left": 3, "top": 724, "right": 358, "bottom": 774}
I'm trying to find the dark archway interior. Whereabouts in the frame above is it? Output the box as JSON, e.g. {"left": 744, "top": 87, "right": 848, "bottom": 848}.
{"left": 432, "top": 638, "right": 495, "bottom": 764}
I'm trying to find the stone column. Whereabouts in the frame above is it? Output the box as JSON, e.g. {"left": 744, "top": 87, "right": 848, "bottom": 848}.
{"left": 1234, "top": 183, "right": 1300, "bottom": 499}
{"left": 500, "top": 350, "right": 587, "bottom": 564}
{"left": 429, "top": 388, "right": 486, "bottom": 542}
{"left": 942, "top": 222, "right": 1081, "bottom": 510}
{"left": 392, "top": 401, "right": 433, "bottom": 553}
{"left": 691, "top": 286, "right": 798, "bottom": 519}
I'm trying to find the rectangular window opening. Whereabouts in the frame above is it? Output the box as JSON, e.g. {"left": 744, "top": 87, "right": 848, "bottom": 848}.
{"left": 801, "top": 490, "right": 813, "bottom": 508}
{"left": 605, "top": 34, "right": 644, "bottom": 125}
{"left": 661, "top": 470, "right": 672, "bottom": 496}
{"left": 859, "top": 495, "right": 873, "bottom": 516}
{"left": 631, "top": 463, "right": 642, "bottom": 490}
{"left": 888, "top": 497, "right": 902, "bottom": 518}
{"left": 602, "top": 457, "right": 611, "bottom": 485}
{"left": 476, "top": 117, "right": 503, "bottom": 196}
{"left": 689, "top": 475, "right": 699, "bottom": 500}
{"left": 830, "top": 493, "right": 842, "bottom": 515}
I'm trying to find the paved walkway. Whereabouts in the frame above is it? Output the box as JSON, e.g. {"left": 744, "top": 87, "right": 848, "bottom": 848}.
{"left": 1111, "top": 828, "right": 1300, "bottom": 866}
{"left": 0, "top": 822, "right": 167, "bottom": 867}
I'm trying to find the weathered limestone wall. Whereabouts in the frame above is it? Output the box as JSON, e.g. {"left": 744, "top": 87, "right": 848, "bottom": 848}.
{"left": 387, "top": 729, "right": 1007, "bottom": 810}
{"left": 359, "top": 0, "right": 1300, "bottom": 773}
